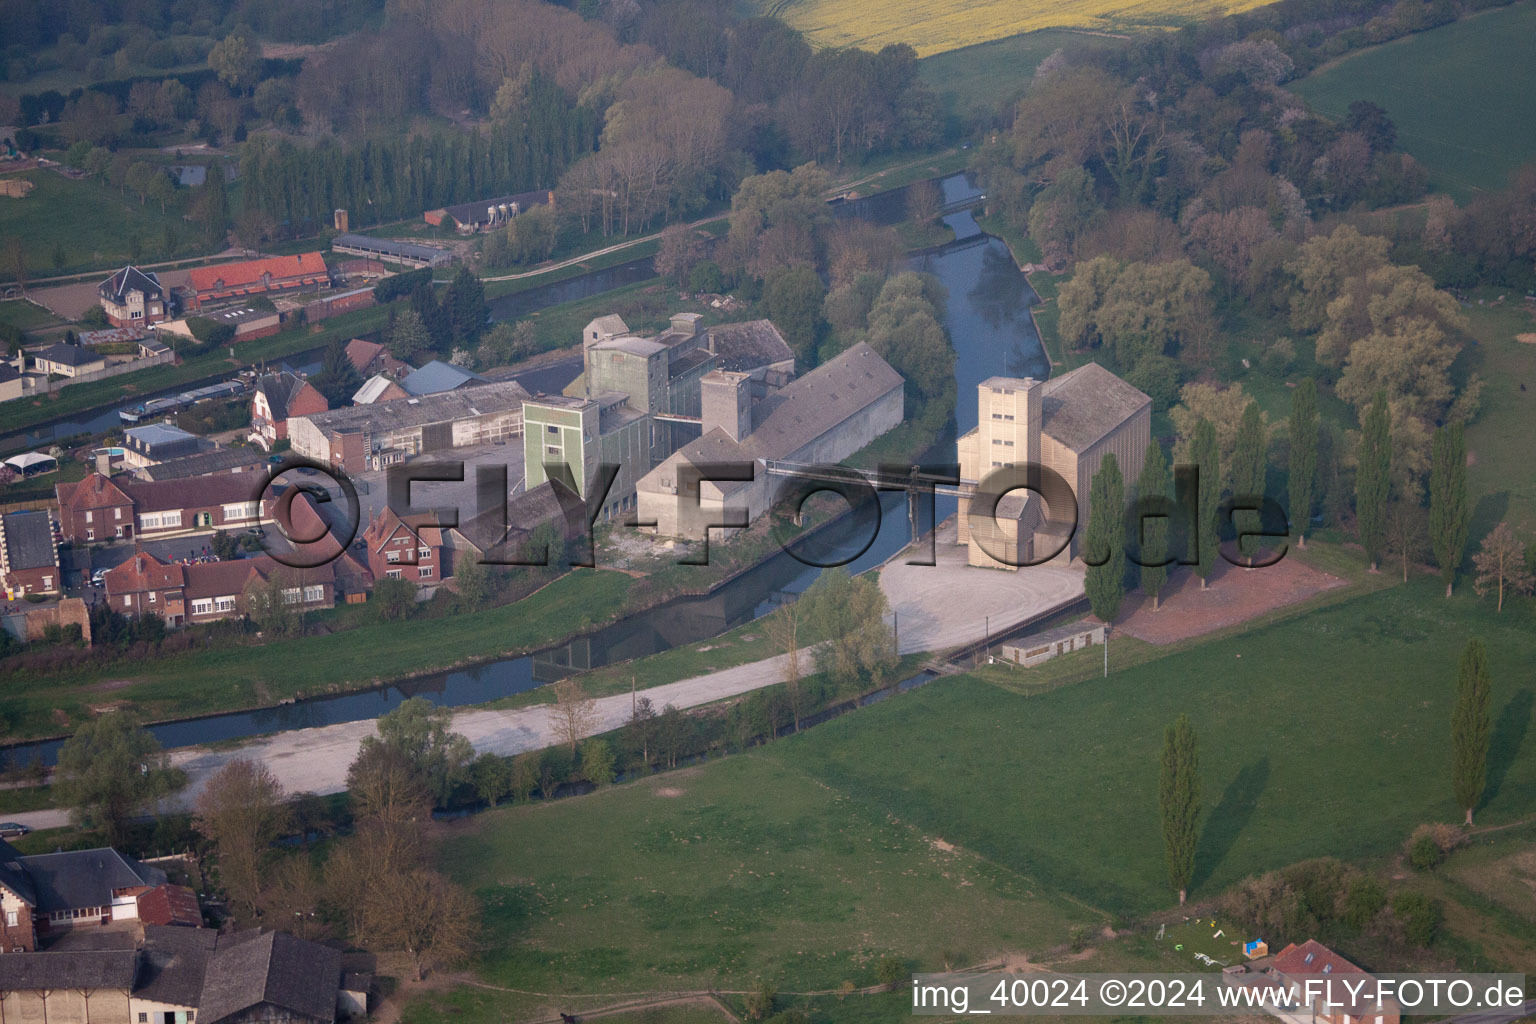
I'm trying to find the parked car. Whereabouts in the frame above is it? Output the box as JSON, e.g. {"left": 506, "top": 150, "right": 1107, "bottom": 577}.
{"left": 0, "top": 823, "right": 31, "bottom": 838}
{"left": 90, "top": 568, "right": 108, "bottom": 586}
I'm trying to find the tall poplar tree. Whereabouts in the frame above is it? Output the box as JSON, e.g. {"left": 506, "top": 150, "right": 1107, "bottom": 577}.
{"left": 1231, "top": 401, "right": 1267, "bottom": 564}
{"left": 1451, "top": 638, "right": 1491, "bottom": 826}
{"left": 1159, "top": 713, "right": 1201, "bottom": 904}
{"left": 1289, "top": 379, "right": 1318, "bottom": 549}
{"left": 1085, "top": 453, "right": 1125, "bottom": 622}
{"left": 1356, "top": 392, "right": 1391, "bottom": 572}
{"left": 1430, "top": 422, "right": 1469, "bottom": 597}
{"left": 1138, "top": 442, "right": 1171, "bottom": 611}
{"left": 1192, "top": 418, "right": 1220, "bottom": 589}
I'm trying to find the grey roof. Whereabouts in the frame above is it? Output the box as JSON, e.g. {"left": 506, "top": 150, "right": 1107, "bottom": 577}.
{"left": 0, "top": 363, "right": 17, "bottom": 385}
{"left": 135, "top": 926, "right": 219, "bottom": 1008}
{"left": 1039, "top": 362, "right": 1151, "bottom": 453}
{"left": 1003, "top": 620, "right": 1103, "bottom": 652}
{"left": 17, "top": 848, "right": 164, "bottom": 913}
{"left": 591, "top": 335, "right": 666, "bottom": 358}
{"left": 0, "top": 950, "right": 139, "bottom": 991}
{"left": 2, "top": 510, "right": 56, "bottom": 571}
{"left": 172, "top": 165, "right": 206, "bottom": 187}
{"left": 200, "top": 930, "right": 340, "bottom": 1024}
{"left": 585, "top": 314, "right": 628, "bottom": 339}
{"left": 0, "top": 839, "right": 36, "bottom": 906}
{"left": 331, "top": 234, "right": 451, "bottom": 265}
{"left": 704, "top": 320, "right": 794, "bottom": 372}
{"left": 99, "top": 266, "right": 163, "bottom": 305}
{"left": 126, "top": 423, "right": 201, "bottom": 450}
{"left": 37, "top": 342, "right": 102, "bottom": 368}
{"left": 402, "top": 360, "right": 483, "bottom": 396}
{"left": 299, "top": 380, "right": 529, "bottom": 437}
{"left": 78, "top": 327, "right": 150, "bottom": 346}
{"left": 255, "top": 371, "right": 306, "bottom": 418}
{"left": 441, "top": 189, "right": 551, "bottom": 225}
{"left": 134, "top": 447, "right": 266, "bottom": 482}
{"left": 741, "top": 342, "right": 901, "bottom": 459}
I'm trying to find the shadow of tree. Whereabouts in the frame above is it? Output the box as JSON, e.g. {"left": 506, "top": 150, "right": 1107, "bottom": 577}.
{"left": 1482, "top": 688, "right": 1533, "bottom": 811}
{"left": 1191, "top": 757, "right": 1270, "bottom": 894}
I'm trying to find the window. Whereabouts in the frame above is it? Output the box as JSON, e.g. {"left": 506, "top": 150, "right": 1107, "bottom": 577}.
{"left": 1322, "top": 965, "right": 1333, "bottom": 974}
{"left": 419, "top": 566, "right": 433, "bottom": 578}
{"left": 222, "top": 501, "right": 259, "bottom": 520}
{"left": 418, "top": 547, "right": 431, "bottom": 559}
{"left": 86, "top": 529, "right": 94, "bottom": 540}
{"left": 114, "top": 508, "right": 122, "bottom": 520}
{"left": 303, "top": 585, "right": 323, "bottom": 602}
{"left": 85, "top": 511, "right": 93, "bottom": 523}
{"left": 191, "top": 599, "right": 214, "bottom": 615}
{"left": 386, "top": 569, "right": 403, "bottom": 579}
{"left": 547, "top": 424, "right": 559, "bottom": 434}
{"left": 282, "top": 587, "right": 302, "bottom": 605}
{"left": 124, "top": 596, "right": 132, "bottom": 608}
{"left": 546, "top": 445, "right": 561, "bottom": 457}
{"left": 215, "top": 596, "right": 236, "bottom": 612}
{"left": 148, "top": 591, "right": 156, "bottom": 604}
{"left": 131, "top": 310, "right": 142, "bottom": 319}
{"left": 1304, "top": 953, "right": 1315, "bottom": 964}
{"left": 42, "top": 576, "right": 52, "bottom": 589}
{"left": 386, "top": 550, "right": 400, "bottom": 563}
{"left": 139, "top": 1014, "right": 148, "bottom": 1022}
{"left": 5, "top": 910, "right": 16, "bottom": 927}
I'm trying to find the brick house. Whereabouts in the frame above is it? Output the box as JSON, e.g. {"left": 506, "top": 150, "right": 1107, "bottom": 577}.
{"left": 1262, "top": 941, "right": 1400, "bottom": 1024}
{"left": 97, "top": 266, "right": 168, "bottom": 327}
{"left": 186, "top": 253, "right": 329, "bottom": 310}
{"left": 250, "top": 372, "right": 328, "bottom": 450}
{"left": 57, "top": 473, "right": 265, "bottom": 544}
{"left": 102, "top": 550, "right": 187, "bottom": 621}
{"left": 361, "top": 507, "right": 448, "bottom": 584}
{"left": 344, "top": 339, "right": 410, "bottom": 379}
{"left": 104, "top": 550, "right": 355, "bottom": 626}
{"left": 0, "top": 839, "right": 167, "bottom": 949}
{"left": 0, "top": 510, "right": 60, "bottom": 596}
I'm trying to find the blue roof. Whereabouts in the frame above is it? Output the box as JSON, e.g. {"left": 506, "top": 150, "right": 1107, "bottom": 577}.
{"left": 401, "top": 360, "right": 482, "bottom": 396}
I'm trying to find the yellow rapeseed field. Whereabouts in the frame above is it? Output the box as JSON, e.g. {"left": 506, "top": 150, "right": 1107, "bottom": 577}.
{"left": 758, "top": 0, "right": 1277, "bottom": 56}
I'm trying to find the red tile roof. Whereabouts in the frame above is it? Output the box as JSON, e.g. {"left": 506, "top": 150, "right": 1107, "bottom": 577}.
{"left": 56, "top": 473, "right": 133, "bottom": 512}
{"left": 1269, "top": 940, "right": 1368, "bottom": 979}
{"left": 181, "top": 559, "right": 261, "bottom": 601}
{"left": 188, "top": 253, "right": 327, "bottom": 295}
{"left": 136, "top": 884, "right": 203, "bottom": 927}
{"left": 345, "top": 338, "right": 410, "bottom": 377}
{"left": 104, "top": 551, "right": 185, "bottom": 595}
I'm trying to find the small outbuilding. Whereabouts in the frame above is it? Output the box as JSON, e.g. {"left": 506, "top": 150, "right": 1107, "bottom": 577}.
{"left": 996, "top": 621, "right": 1105, "bottom": 667}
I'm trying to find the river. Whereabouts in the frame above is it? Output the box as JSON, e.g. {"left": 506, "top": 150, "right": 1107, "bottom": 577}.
{"left": 1, "top": 173, "right": 1050, "bottom": 765}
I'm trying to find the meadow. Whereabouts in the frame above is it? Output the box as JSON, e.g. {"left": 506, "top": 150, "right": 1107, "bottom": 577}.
{"left": 419, "top": 563, "right": 1536, "bottom": 1022}
{"left": 1461, "top": 299, "right": 1536, "bottom": 537}
{"left": 917, "top": 29, "right": 1126, "bottom": 123}
{"left": 1290, "top": 1, "right": 1536, "bottom": 198}
{"left": 751, "top": 0, "right": 1272, "bottom": 57}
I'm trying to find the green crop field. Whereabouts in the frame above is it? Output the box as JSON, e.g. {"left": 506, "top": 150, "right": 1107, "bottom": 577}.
{"left": 1462, "top": 299, "right": 1536, "bottom": 537}
{"left": 918, "top": 29, "right": 1127, "bottom": 123}
{"left": 1290, "top": 1, "right": 1536, "bottom": 198}
{"left": 750, "top": 0, "right": 1271, "bottom": 57}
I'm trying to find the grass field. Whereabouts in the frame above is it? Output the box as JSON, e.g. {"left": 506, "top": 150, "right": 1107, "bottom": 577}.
{"left": 425, "top": 753, "right": 1092, "bottom": 1021}
{"left": 0, "top": 170, "right": 206, "bottom": 277}
{"left": 776, "top": 574, "right": 1536, "bottom": 915}
{"left": 0, "top": 300, "right": 65, "bottom": 335}
{"left": 752, "top": 0, "right": 1271, "bottom": 57}
{"left": 919, "top": 29, "right": 1126, "bottom": 122}
{"left": 1290, "top": 1, "right": 1536, "bottom": 198}
{"left": 1462, "top": 299, "right": 1536, "bottom": 537}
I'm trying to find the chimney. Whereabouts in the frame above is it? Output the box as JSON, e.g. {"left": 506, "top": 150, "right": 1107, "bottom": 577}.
{"left": 95, "top": 450, "right": 112, "bottom": 477}
{"left": 701, "top": 370, "right": 752, "bottom": 443}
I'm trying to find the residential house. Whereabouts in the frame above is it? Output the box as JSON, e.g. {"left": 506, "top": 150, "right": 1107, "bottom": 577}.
{"left": 57, "top": 473, "right": 265, "bottom": 543}
{"left": 101, "top": 551, "right": 186, "bottom": 620}
{"left": 1249, "top": 940, "right": 1400, "bottom": 1024}
{"left": 121, "top": 424, "right": 214, "bottom": 469}
{"left": 0, "top": 510, "right": 60, "bottom": 596}
{"left": 186, "top": 253, "right": 328, "bottom": 310}
{"left": 361, "top": 506, "right": 448, "bottom": 584}
{"left": 343, "top": 339, "right": 410, "bottom": 380}
{"left": 97, "top": 267, "right": 168, "bottom": 327}
{"left": 32, "top": 342, "right": 105, "bottom": 378}
{"left": 104, "top": 549, "right": 355, "bottom": 627}
{"left": 351, "top": 374, "right": 408, "bottom": 405}
{"left": 0, "top": 839, "right": 167, "bottom": 949}
{"left": 0, "top": 361, "right": 25, "bottom": 403}
{"left": 250, "top": 372, "right": 328, "bottom": 451}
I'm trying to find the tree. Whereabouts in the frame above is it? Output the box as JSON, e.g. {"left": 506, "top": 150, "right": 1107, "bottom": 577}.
{"left": 1084, "top": 453, "right": 1125, "bottom": 621}
{"left": 1356, "top": 392, "right": 1392, "bottom": 572}
{"left": 478, "top": 320, "right": 538, "bottom": 368}
{"left": 1450, "top": 638, "right": 1491, "bottom": 826}
{"left": 551, "top": 678, "right": 598, "bottom": 751}
{"left": 243, "top": 572, "right": 302, "bottom": 638}
{"left": 363, "top": 868, "right": 478, "bottom": 980}
{"left": 1429, "top": 423, "right": 1469, "bottom": 597}
{"left": 800, "top": 567, "right": 896, "bottom": 692}
{"left": 55, "top": 713, "right": 184, "bottom": 845}
{"left": 1231, "top": 401, "right": 1268, "bottom": 564}
{"left": 364, "top": 697, "right": 475, "bottom": 807}
{"left": 454, "top": 556, "right": 495, "bottom": 609}
{"left": 446, "top": 266, "right": 487, "bottom": 343}
{"left": 763, "top": 265, "right": 825, "bottom": 363}
{"left": 311, "top": 339, "right": 364, "bottom": 407}
{"left": 1138, "top": 442, "right": 1171, "bottom": 611}
{"left": 1289, "top": 379, "right": 1318, "bottom": 549}
{"left": 373, "top": 577, "right": 417, "bottom": 620}
{"left": 194, "top": 759, "right": 290, "bottom": 914}
{"left": 509, "top": 752, "right": 540, "bottom": 803}
{"left": 209, "top": 33, "right": 259, "bottom": 94}
{"left": 1191, "top": 418, "right": 1220, "bottom": 590}
{"left": 762, "top": 601, "right": 804, "bottom": 730}
{"left": 1159, "top": 713, "right": 1201, "bottom": 904}
{"left": 1472, "top": 522, "right": 1533, "bottom": 612}
{"left": 580, "top": 738, "right": 615, "bottom": 787}
{"left": 1384, "top": 501, "right": 1427, "bottom": 583}
{"left": 388, "top": 309, "right": 429, "bottom": 362}
{"left": 470, "top": 754, "right": 511, "bottom": 807}
{"left": 905, "top": 179, "right": 940, "bottom": 225}
{"left": 1170, "top": 382, "right": 1254, "bottom": 493}
{"left": 654, "top": 224, "right": 708, "bottom": 287}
